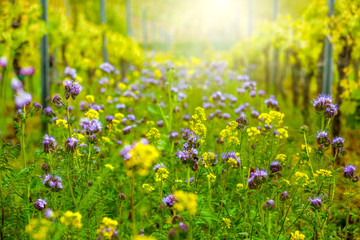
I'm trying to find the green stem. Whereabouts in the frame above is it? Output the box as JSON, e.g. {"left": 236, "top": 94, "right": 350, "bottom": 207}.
{"left": 131, "top": 172, "right": 136, "bottom": 236}
{"left": 345, "top": 181, "right": 352, "bottom": 239}
{"left": 67, "top": 162, "right": 78, "bottom": 210}
{"left": 67, "top": 98, "right": 72, "bottom": 138}
{"left": 0, "top": 172, "right": 4, "bottom": 240}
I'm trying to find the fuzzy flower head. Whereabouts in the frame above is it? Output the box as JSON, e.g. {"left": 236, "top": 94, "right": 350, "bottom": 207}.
{"left": 64, "top": 66, "right": 77, "bottom": 79}
{"left": 14, "top": 90, "right": 32, "bottom": 109}
{"left": 60, "top": 211, "right": 82, "bottom": 228}
{"left": 221, "top": 151, "right": 240, "bottom": 169}
{"left": 63, "top": 80, "right": 83, "bottom": 99}
{"left": 100, "top": 62, "right": 115, "bottom": 73}
{"left": 19, "top": 67, "right": 35, "bottom": 76}
{"left": 312, "top": 94, "right": 333, "bottom": 112}
{"left": 43, "top": 174, "right": 63, "bottom": 191}
{"left": 42, "top": 134, "right": 56, "bottom": 153}
{"left": 34, "top": 199, "right": 46, "bottom": 211}
{"left": 316, "top": 131, "right": 331, "bottom": 147}
{"left": 122, "top": 140, "right": 159, "bottom": 176}
{"left": 65, "top": 137, "right": 78, "bottom": 152}
{"left": 343, "top": 165, "right": 356, "bottom": 179}
{"left": 309, "top": 195, "right": 322, "bottom": 209}
{"left": 11, "top": 78, "right": 23, "bottom": 91}
{"left": 270, "top": 161, "right": 282, "bottom": 174}
{"left": 80, "top": 118, "right": 102, "bottom": 134}
{"left": 173, "top": 191, "right": 198, "bottom": 216}
{"left": 332, "top": 137, "right": 345, "bottom": 149}
{"left": 96, "top": 217, "right": 118, "bottom": 240}
{"left": 263, "top": 199, "right": 275, "bottom": 210}
{"left": 163, "top": 194, "right": 178, "bottom": 207}
{"left": 0, "top": 56, "right": 7, "bottom": 68}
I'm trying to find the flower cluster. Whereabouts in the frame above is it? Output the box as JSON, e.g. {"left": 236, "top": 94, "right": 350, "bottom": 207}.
{"left": 60, "top": 211, "right": 82, "bottom": 228}
{"left": 43, "top": 174, "right": 63, "bottom": 191}
{"left": 121, "top": 140, "right": 159, "bottom": 176}
{"left": 96, "top": 217, "right": 118, "bottom": 239}
{"left": 173, "top": 191, "right": 198, "bottom": 216}
{"left": 64, "top": 80, "right": 83, "bottom": 100}
{"left": 312, "top": 94, "right": 338, "bottom": 118}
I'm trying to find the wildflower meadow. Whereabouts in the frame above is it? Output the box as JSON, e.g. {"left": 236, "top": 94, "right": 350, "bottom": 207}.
{"left": 0, "top": 0, "right": 360, "bottom": 239}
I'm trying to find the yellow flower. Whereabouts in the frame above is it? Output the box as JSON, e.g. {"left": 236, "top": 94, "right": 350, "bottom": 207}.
{"left": 114, "top": 113, "right": 124, "bottom": 120}
{"left": 125, "top": 142, "right": 159, "bottom": 176}
{"left": 118, "top": 83, "right": 127, "bottom": 90}
{"left": 227, "top": 158, "right": 239, "bottom": 169}
{"left": 202, "top": 152, "right": 216, "bottom": 169}
{"left": 105, "top": 164, "right": 114, "bottom": 171}
{"left": 142, "top": 183, "right": 155, "bottom": 194}
{"left": 294, "top": 171, "right": 309, "bottom": 187}
{"left": 102, "top": 137, "right": 111, "bottom": 143}
{"left": 222, "top": 218, "right": 231, "bottom": 229}
{"left": 155, "top": 167, "right": 170, "bottom": 182}
{"left": 173, "top": 191, "right": 198, "bottom": 216}
{"left": 96, "top": 217, "right": 118, "bottom": 240}
{"left": 290, "top": 231, "right": 305, "bottom": 240}
{"left": 154, "top": 69, "right": 162, "bottom": 79}
{"left": 313, "top": 169, "right": 332, "bottom": 178}
{"left": 276, "top": 128, "right": 289, "bottom": 139}
{"left": 219, "top": 121, "right": 240, "bottom": 144}
{"left": 60, "top": 211, "right": 82, "bottom": 228}
{"left": 56, "top": 119, "right": 68, "bottom": 128}
{"left": 146, "top": 127, "right": 161, "bottom": 144}
{"left": 25, "top": 218, "right": 51, "bottom": 240}
{"left": 207, "top": 173, "right": 216, "bottom": 183}
{"left": 85, "top": 109, "right": 99, "bottom": 119}
{"left": 301, "top": 144, "right": 312, "bottom": 154}
{"left": 86, "top": 95, "right": 95, "bottom": 103}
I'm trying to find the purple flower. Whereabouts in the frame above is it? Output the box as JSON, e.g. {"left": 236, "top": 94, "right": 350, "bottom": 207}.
{"left": 80, "top": 118, "right": 102, "bottom": 134}
{"left": 42, "top": 134, "right": 56, "bottom": 153}
{"left": 122, "top": 126, "right": 133, "bottom": 135}
{"left": 250, "top": 90, "right": 256, "bottom": 97}
{"left": 33, "top": 102, "right": 42, "bottom": 111}
{"left": 63, "top": 80, "right": 83, "bottom": 99}
{"left": 312, "top": 94, "right": 333, "bottom": 112}
{"left": 324, "top": 104, "right": 338, "bottom": 118}
{"left": 280, "top": 191, "right": 290, "bottom": 201}
{"left": 105, "top": 115, "right": 114, "bottom": 122}
{"left": 221, "top": 152, "right": 240, "bottom": 169}
{"left": 64, "top": 66, "right": 77, "bottom": 79}
{"left": 154, "top": 163, "right": 166, "bottom": 172}
{"left": 100, "top": 62, "right": 115, "bottom": 73}
{"left": 14, "top": 90, "right": 32, "bottom": 109}
{"left": 265, "top": 96, "right": 278, "bottom": 109}
{"left": 316, "top": 131, "right": 331, "bottom": 147}
{"left": 128, "top": 115, "right": 136, "bottom": 121}
{"left": 0, "top": 56, "right": 7, "bottom": 68}
{"left": 52, "top": 94, "right": 62, "bottom": 105}
{"left": 44, "top": 208, "right": 54, "bottom": 218}
{"left": 163, "top": 194, "right": 178, "bottom": 207}
{"left": 179, "top": 222, "right": 189, "bottom": 231}
{"left": 168, "top": 131, "right": 179, "bottom": 140}
{"left": 11, "top": 78, "right": 23, "bottom": 91}
{"left": 263, "top": 199, "right": 275, "bottom": 210}
{"left": 19, "top": 67, "right": 35, "bottom": 76}
{"left": 65, "top": 137, "right": 78, "bottom": 152}
{"left": 44, "top": 107, "right": 55, "bottom": 116}
{"left": 332, "top": 137, "right": 345, "bottom": 148}
{"left": 309, "top": 195, "right": 322, "bottom": 209}
{"left": 157, "top": 120, "right": 164, "bottom": 127}
{"left": 43, "top": 174, "right": 63, "bottom": 191}
{"left": 254, "top": 169, "right": 268, "bottom": 183}
{"left": 269, "top": 161, "right": 282, "bottom": 173}
{"left": 343, "top": 165, "right": 356, "bottom": 179}
{"left": 34, "top": 199, "right": 47, "bottom": 211}
{"left": 258, "top": 90, "right": 266, "bottom": 96}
